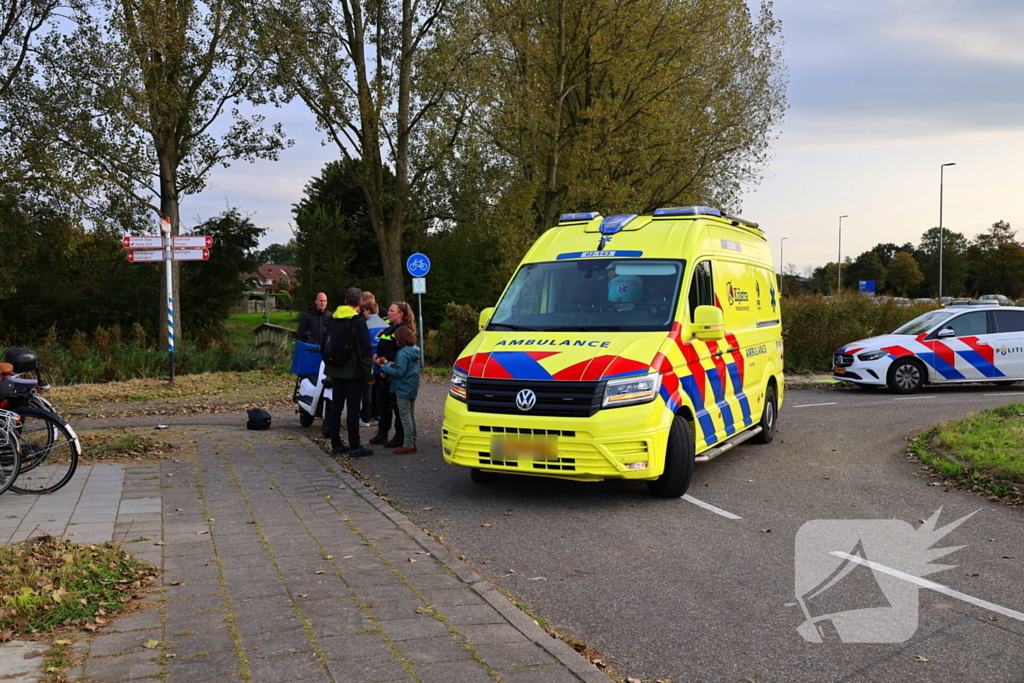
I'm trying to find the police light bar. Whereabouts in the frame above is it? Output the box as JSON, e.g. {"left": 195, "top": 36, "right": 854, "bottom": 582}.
{"left": 599, "top": 214, "right": 638, "bottom": 235}
{"left": 559, "top": 212, "right": 602, "bottom": 223}
{"left": 653, "top": 206, "right": 722, "bottom": 218}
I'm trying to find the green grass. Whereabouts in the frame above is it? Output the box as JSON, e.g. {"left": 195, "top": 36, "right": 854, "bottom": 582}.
{"left": 0, "top": 536, "right": 157, "bottom": 636}
{"left": 911, "top": 403, "right": 1024, "bottom": 495}
{"left": 224, "top": 310, "right": 300, "bottom": 345}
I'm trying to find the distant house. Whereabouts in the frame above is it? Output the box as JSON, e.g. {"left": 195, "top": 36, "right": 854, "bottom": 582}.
{"left": 247, "top": 264, "right": 299, "bottom": 293}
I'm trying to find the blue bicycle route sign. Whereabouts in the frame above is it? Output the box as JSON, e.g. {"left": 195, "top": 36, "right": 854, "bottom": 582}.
{"left": 406, "top": 253, "right": 431, "bottom": 278}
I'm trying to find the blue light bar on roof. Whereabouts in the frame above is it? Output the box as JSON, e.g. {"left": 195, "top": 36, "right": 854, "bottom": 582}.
{"left": 599, "top": 214, "right": 638, "bottom": 235}
{"left": 653, "top": 206, "right": 722, "bottom": 218}
{"left": 559, "top": 212, "right": 601, "bottom": 223}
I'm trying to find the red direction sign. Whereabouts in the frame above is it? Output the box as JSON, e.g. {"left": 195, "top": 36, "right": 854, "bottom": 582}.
{"left": 127, "top": 249, "right": 165, "bottom": 263}
{"left": 172, "top": 248, "right": 210, "bottom": 261}
{"left": 122, "top": 236, "right": 163, "bottom": 249}
{"left": 171, "top": 236, "right": 213, "bottom": 249}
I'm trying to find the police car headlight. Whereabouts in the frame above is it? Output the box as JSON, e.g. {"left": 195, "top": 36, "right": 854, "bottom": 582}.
{"left": 602, "top": 372, "right": 662, "bottom": 408}
{"left": 857, "top": 350, "right": 888, "bottom": 362}
{"left": 449, "top": 368, "right": 468, "bottom": 401}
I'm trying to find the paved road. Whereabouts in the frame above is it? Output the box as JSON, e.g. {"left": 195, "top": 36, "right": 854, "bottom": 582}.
{"left": 315, "top": 382, "right": 1024, "bottom": 683}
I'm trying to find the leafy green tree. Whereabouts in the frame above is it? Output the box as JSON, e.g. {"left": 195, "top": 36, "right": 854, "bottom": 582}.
{"left": 459, "top": 0, "right": 787, "bottom": 240}
{"left": 848, "top": 251, "right": 887, "bottom": 292}
{"left": 870, "top": 243, "right": 900, "bottom": 266}
{"left": 29, "top": 0, "right": 288, "bottom": 348}
{"left": 917, "top": 227, "right": 968, "bottom": 297}
{"left": 887, "top": 251, "right": 924, "bottom": 295}
{"left": 180, "top": 209, "right": 266, "bottom": 335}
{"left": 253, "top": 242, "right": 298, "bottom": 267}
{"left": 292, "top": 160, "right": 426, "bottom": 310}
{"left": 967, "top": 220, "right": 1024, "bottom": 297}
{"left": 264, "top": 0, "right": 461, "bottom": 306}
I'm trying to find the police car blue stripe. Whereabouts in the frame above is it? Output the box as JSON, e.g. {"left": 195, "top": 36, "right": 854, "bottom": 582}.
{"left": 916, "top": 352, "right": 965, "bottom": 380}
{"left": 957, "top": 350, "right": 1005, "bottom": 378}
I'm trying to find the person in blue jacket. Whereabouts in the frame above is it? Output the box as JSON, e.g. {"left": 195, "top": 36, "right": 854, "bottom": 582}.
{"left": 377, "top": 326, "right": 420, "bottom": 454}
{"left": 360, "top": 300, "right": 388, "bottom": 424}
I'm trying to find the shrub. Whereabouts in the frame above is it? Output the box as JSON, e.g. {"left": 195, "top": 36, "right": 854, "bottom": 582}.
{"left": 782, "top": 295, "right": 939, "bottom": 373}
{"left": 275, "top": 291, "right": 293, "bottom": 311}
{"left": 433, "top": 303, "right": 480, "bottom": 367}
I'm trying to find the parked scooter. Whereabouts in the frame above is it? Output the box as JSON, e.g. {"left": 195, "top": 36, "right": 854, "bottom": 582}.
{"left": 292, "top": 339, "right": 333, "bottom": 436}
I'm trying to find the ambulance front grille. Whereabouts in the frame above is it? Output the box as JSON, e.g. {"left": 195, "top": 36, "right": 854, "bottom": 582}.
{"left": 465, "top": 378, "right": 603, "bottom": 418}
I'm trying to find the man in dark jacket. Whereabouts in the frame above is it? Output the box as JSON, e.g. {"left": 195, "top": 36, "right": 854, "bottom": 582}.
{"left": 295, "top": 292, "right": 330, "bottom": 344}
{"left": 323, "top": 288, "right": 375, "bottom": 457}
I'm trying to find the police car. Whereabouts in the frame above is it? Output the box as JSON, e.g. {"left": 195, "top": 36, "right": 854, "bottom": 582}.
{"left": 833, "top": 304, "right": 1024, "bottom": 393}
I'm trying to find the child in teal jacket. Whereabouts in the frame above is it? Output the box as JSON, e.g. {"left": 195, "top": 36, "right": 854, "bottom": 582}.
{"left": 377, "top": 326, "right": 420, "bottom": 453}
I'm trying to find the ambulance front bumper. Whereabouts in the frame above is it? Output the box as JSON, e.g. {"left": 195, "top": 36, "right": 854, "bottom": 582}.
{"left": 441, "top": 396, "right": 671, "bottom": 481}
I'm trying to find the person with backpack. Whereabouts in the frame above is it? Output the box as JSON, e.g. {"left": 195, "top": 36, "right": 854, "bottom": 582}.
{"left": 321, "top": 287, "right": 374, "bottom": 457}
{"left": 377, "top": 325, "right": 420, "bottom": 454}
{"left": 369, "top": 301, "right": 416, "bottom": 448}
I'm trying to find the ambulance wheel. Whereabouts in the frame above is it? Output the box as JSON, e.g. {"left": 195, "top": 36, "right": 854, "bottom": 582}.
{"left": 887, "top": 358, "right": 925, "bottom": 394}
{"left": 648, "top": 416, "right": 694, "bottom": 498}
{"left": 299, "top": 412, "right": 314, "bottom": 428}
{"left": 754, "top": 384, "right": 777, "bottom": 444}
{"left": 470, "top": 468, "right": 499, "bottom": 484}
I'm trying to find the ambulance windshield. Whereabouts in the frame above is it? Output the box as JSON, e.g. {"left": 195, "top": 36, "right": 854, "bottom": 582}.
{"left": 489, "top": 259, "right": 685, "bottom": 332}
{"left": 891, "top": 310, "right": 956, "bottom": 335}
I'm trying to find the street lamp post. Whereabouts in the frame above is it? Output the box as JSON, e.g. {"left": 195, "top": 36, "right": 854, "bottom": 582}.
{"left": 939, "top": 162, "right": 956, "bottom": 300}
{"left": 780, "top": 237, "right": 788, "bottom": 275}
{"left": 837, "top": 215, "right": 849, "bottom": 293}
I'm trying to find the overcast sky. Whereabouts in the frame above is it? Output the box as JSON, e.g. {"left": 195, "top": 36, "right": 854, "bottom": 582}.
{"left": 186, "top": 0, "right": 1024, "bottom": 275}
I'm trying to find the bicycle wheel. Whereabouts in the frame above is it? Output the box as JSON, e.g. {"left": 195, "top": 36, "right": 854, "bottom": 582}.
{"left": 0, "top": 410, "right": 23, "bottom": 495}
{"left": 9, "top": 408, "right": 79, "bottom": 495}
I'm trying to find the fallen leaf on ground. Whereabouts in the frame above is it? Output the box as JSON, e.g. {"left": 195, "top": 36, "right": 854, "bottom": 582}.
{"left": 914, "top": 655, "right": 929, "bottom": 663}
{"left": 482, "top": 523, "right": 492, "bottom": 528}
{"left": 142, "top": 639, "right": 161, "bottom": 649}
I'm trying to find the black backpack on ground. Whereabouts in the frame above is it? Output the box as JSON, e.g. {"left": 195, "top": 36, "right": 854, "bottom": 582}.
{"left": 246, "top": 408, "right": 272, "bottom": 430}
{"left": 320, "top": 318, "right": 353, "bottom": 367}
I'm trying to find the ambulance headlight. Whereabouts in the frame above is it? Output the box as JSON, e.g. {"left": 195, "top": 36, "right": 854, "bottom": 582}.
{"left": 449, "top": 368, "right": 468, "bottom": 401}
{"left": 857, "top": 350, "right": 888, "bottom": 362}
{"left": 602, "top": 372, "right": 662, "bottom": 408}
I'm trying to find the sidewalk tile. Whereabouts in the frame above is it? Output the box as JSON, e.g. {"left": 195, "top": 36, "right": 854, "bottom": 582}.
{"left": 412, "top": 659, "right": 497, "bottom": 683}
{"left": 166, "top": 627, "right": 235, "bottom": 657}
{"left": 498, "top": 665, "right": 584, "bottom": 683}
{"left": 164, "top": 650, "right": 240, "bottom": 682}
{"left": 475, "top": 642, "right": 556, "bottom": 669}
{"left": 307, "top": 612, "right": 376, "bottom": 637}
{"left": 393, "top": 635, "right": 474, "bottom": 664}
{"left": 325, "top": 654, "right": 411, "bottom": 683}
{"left": 83, "top": 650, "right": 160, "bottom": 683}
{"left": 319, "top": 632, "right": 391, "bottom": 661}
{"left": 88, "top": 628, "right": 159, "bottom": 657}
{"left": 249, "top": 651, "right": 324, "bottom": 681}
{"left": 243, "top": 629, "right": 315, "bottom": 658}
{"left": 378, "top": 616, "right": 451, "bottom": 641}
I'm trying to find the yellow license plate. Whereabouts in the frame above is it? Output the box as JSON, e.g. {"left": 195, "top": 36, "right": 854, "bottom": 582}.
{"left": 490, "top": 436, "right": 558, "bottom": 461}
{"left": 834, "top": 367, "right": 846, "bottom": 374}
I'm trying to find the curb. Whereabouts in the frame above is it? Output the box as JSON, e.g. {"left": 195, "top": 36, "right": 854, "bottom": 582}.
{"left": 322, "top": 457, "right": 613, "bottom": 683}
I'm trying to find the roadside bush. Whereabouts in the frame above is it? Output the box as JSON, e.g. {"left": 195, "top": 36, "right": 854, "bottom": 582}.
{"left": 432, "top": 303, "right": 480, "bottom": 367}
{"left": 16, "top": 325, "right": 285, "bottom": 385}
{"left": 782, "top": 295, "right": 938, "bottom": 373}
{"left": 275, "top": 291, "right": 293, "bottom": 311}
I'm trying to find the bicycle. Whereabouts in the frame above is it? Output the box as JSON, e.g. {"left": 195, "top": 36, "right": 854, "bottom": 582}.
{"left": 0, "top": 409, "right": 24, "bottom": 495}
{"left": 0, "top": 377, "right": 80, "bottom": 494}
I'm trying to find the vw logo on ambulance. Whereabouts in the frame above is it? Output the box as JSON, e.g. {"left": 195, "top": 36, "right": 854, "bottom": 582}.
{"left": 515, "top": 389, "right": 537, "bottom": 412}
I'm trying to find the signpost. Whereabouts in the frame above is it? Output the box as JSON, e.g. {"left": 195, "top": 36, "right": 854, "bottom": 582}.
{"left": 171, "top": 248, "right": 210, "bottom": 261}
{"left": 406, "top": 253, "right": 430, "bottom": 351}
{"left": 126, "top": 249, "right": 165, "bottom": 263}
{"left": 123, "top": 224, "right": 214, "bottom": 381}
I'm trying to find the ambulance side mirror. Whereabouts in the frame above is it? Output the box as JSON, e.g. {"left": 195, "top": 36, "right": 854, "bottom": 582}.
{"left": 693, "top": 306, "right": 725, "bottom": 341}
{"left": 478, "top": 307, "right": 495, "bottom": 330}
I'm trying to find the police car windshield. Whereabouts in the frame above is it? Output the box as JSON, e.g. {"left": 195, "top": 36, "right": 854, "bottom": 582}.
{"left": 891, "top": 310, "right": 956, "bottom": 335}
{"left": 488, "top": 259, "right": 685, "bottom": 332}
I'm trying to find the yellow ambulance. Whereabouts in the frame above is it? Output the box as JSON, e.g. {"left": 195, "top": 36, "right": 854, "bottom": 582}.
{"left": 442, "top": 206, "right": 783, "bottom": 497}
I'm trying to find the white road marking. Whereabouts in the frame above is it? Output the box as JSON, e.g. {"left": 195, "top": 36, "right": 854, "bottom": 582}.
{"left": 682, "top": 495, "right": 742, "bottom": 520}
{"left": 894, "top": 396, "right": 936, "bottom": 401}
{"left": 985, "top": 392, "right": 1024, "bottom": 396}
{"left": 792, "top": 402, "right": 837, "bottom": 408}
{"left": 831, "top": 552, "right": 1024, "bottom": 623}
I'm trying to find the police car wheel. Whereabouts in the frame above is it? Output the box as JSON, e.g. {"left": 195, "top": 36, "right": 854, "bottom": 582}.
{"left": 470, "top": 468, "right": 499, "bottom": 484}
{"left": 887, "top": 358, "right": 924, "bottom": 394}
{"left": 298, "top": 412, "right": 314, "bottom": 428}
{"left": 754, "top": 384, "right": 777, "bottom": 444}
{"left": 648, "top": 416, "right": 694, "bottom": 498}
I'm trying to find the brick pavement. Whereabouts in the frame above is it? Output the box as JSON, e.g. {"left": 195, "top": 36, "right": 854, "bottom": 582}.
{"left": 0, "top": 426, "right": 611, "bottom": 683}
